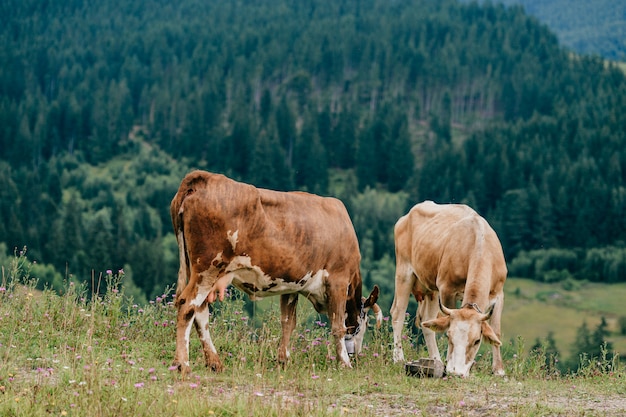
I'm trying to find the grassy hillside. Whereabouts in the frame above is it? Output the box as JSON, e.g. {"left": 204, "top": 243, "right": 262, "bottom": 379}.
{"left": 1, "top": 257, "right": 625, "bottom": 416}
{"left": 503, "top": 278, "right": 626, "bottom": 358}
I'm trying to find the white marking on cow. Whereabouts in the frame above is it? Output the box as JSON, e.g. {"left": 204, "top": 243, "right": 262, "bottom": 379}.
{"left": 227, "top": 230, "right": 238, "bottom": 251}
{"left": 195, "top": 306, "right": 218, "bottom": 354}
{"left": 447, "top": 320, "right": 474, "bottom": 377}
{"left": 219, "top": 255, "right": 329, "bottom": 300}
{"left": 183, "top": 314, "right": 194, "bottom": 367}
{"left": 191, "top": 287, "right": 211, "bottom": 307}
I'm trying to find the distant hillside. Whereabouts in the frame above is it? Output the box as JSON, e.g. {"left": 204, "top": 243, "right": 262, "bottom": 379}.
{"left": 468, "top": 0, "right": 626, "bottom": 61}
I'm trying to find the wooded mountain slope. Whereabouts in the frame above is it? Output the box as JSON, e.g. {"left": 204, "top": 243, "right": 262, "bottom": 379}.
{"left": 1, "top": 0, "right": 626, "bottom": 300}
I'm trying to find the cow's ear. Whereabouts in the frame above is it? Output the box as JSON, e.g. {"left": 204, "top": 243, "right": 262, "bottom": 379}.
{"left": 421, "top": 316, "right": 450, "bottom": 332}
{"left": 481, "top": 321, "right": 502, "bottom": 346}
{"left": 363, "top": 285, "right": 379, "bottom": 308}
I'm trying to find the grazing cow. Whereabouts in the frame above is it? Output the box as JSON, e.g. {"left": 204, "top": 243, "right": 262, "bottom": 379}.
{"left": 171, "top": 170, "right": 381, "bottom": 374}
{"left": 390, "top": 201, "right": 507, "bottom": 377}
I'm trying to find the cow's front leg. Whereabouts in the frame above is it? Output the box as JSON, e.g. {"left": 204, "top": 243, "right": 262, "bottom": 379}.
{"left": 278, "top": 294, "right": 298, "bottom": 366}
{"left": 489, "top": 293, "right": 505, "bottom": 376}
{"left": 194, "top": 301, "right": 223, "bottom": 372}
{"left": 327, "top": 289, "right": 351, "bottom": 368}
{"left": 419, "top": 291, "right": 443, "bottom": 363}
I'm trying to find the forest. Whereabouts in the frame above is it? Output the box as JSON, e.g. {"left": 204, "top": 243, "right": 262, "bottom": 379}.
{"left": 1, "top": 0, "right": 626, "bottom": 309}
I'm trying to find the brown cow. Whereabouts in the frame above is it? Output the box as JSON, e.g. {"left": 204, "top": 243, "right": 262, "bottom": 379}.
{"left": 390, "top": 201, "right": 507, "bottom": 377}
{"left": 171, "top": 170, "right": 381, "bottom": 374}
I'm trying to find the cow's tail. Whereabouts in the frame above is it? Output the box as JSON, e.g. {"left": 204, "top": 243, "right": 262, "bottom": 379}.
{"left": 174, "top": 202, "right": 191, "bottom": 301}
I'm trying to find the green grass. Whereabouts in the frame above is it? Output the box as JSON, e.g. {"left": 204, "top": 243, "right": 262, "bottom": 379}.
{"left": 503, "top": 278, "right": 626, "bottom": 356}
{"left": 2, "top": 257, "right": 626, "bottom": 416}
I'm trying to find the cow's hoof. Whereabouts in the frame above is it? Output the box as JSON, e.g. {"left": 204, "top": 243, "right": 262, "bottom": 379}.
{"left": 206, "top": 360, "right": 224, "bottom": 373}
{"left": 171, "top": 361, "right": 192, "bottom": 377}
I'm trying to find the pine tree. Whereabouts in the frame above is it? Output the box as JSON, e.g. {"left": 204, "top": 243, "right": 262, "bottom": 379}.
{"left": 294, "top": 115, "right": 328, "bottom": 194}
{"left": 356, "top": 125, "right": 377, "bottom": 191}
{"left": 387, "top": 114, "right": 414, "bottom": 192}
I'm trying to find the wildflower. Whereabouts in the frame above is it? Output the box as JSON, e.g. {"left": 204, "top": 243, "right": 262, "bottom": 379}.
{"left": 106, "top": 270, "right": 113, "bottom": 275}
{"left": 148, "top": 368, "right": 155, "bottom": 374}
{"left": 459, "top": 400, "right": 466, "bottom": 407}
{"left": 168, "top": 366, "right": 178, "bottom": 371}
{"left": 189, "top": 383, "right": 198, "bottom": 389}
{"left": 134, "top": 383, "right": 144, "bottom": 388}
{"left": 311, "top": 375, "right": 320, "bottom": 379}
{"left": 118, "top": 269, "right": 124, "bottom": 274}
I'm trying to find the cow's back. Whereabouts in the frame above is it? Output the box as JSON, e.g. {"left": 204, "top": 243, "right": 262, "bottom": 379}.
{"left": 395, "top": 201, "right": 506, "bottom": 295}
{"left": 172, "top": 170, "right": 361, "bottom": 287}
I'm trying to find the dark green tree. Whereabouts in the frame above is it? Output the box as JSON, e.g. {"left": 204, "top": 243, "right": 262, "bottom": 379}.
{"left": 387, "top": 114, "right": 414, "bottom": 192}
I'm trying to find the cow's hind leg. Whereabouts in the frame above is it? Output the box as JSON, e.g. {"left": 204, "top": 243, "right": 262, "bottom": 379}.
{"left": 194, "top": 301, "right": 223, "bottom": 372}
{"left": 390, "top": 263, "right": 414, "bottom": 363}
{"left": 173, "top": 299, "right": 195, "bottom": 377}
{"left": 278, "top": 294, "right": 298, "bottom": 366}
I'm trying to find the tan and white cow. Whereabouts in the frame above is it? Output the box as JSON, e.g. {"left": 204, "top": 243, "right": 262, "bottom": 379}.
{"left": 390, "top": 201, "right": 507, "bottom": 377}
{"left": 171, "top": 170, "right": 381, "bottom": 374}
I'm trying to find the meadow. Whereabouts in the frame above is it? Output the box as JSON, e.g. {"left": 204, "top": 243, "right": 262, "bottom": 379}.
{"left": 503, "top": 278, "right": 626, "bottom": 357}
{"left": 1, "top": 256, "right": 625, "bottom": 416}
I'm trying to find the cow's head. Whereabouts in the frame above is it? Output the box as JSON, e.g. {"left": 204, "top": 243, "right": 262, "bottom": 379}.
{"left": 421, "top": 298, "right": 501, "bottom": 377}
{"left": 346, "top": 285, "right": 382, "bottom": 356}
